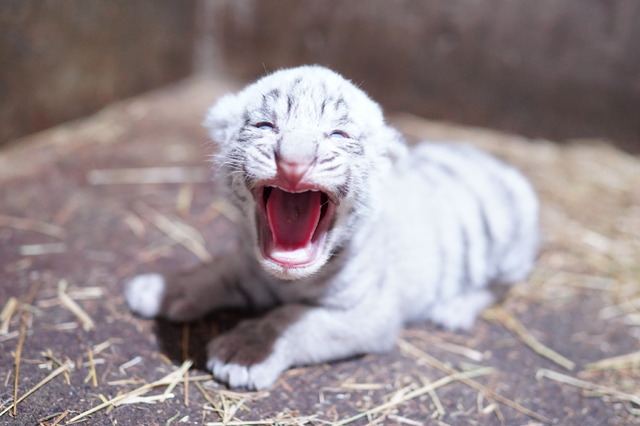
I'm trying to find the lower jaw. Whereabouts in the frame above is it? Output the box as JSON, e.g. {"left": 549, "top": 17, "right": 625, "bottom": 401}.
{"left": 257, "top": 221, "right": 329, "bottom": 276}
{"left": 258, "top": 250, "right": 326, "bottom": 280}
{"left": 265, "top": 242, "right": 321, "bottom": 268}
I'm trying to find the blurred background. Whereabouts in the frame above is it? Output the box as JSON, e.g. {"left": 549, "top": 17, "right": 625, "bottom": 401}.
{"left": 1, "top": 3, "right": 639, "bottom": 424}
{"left": 1, "top": 0, "right": 639, "bottom": 150}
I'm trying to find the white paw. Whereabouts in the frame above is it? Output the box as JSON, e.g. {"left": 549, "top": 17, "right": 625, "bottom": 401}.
{"left": 430, "top": 289, "right": 494, "bottom": 330}
{"left": 206, "top": 319, "right": 290, "bottom": 390}
{"left": 207, "top": 357, "right": 283, "bottom": 390}
{"left": 125, "top": 273, "right": 166, "bottom": 318}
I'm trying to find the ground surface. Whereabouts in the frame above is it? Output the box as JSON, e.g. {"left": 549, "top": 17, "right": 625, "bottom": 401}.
{"left": 0, "top": 78, "right": 638, "bottom": 425}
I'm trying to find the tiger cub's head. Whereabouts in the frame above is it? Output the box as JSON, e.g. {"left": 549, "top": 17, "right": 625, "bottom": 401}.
{"left": 205, "top": 65, "right": 403, "bottom": 280}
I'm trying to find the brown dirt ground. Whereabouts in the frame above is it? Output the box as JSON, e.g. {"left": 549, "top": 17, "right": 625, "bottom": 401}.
{"left": 1, "top": 77, "right": 638, "bottom": 425}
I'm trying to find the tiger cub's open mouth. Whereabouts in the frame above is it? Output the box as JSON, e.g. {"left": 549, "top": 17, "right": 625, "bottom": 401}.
{"left": 254, "top": 185, "right": 337, "bottom": 268}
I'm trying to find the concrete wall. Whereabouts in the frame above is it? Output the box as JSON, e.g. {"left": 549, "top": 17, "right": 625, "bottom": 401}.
{"left": 0, "top": 1, "right": 196, "bottom": 144}
{"left": 210, "top": 0, "right": 640, "bottom": 151}
{"left": 3, "top": 1, "right": 638, "bottom": 151}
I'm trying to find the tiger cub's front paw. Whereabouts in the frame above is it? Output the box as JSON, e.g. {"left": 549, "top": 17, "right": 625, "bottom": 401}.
{"left": 206, "top": 319, "right": 290, "bottom": 390}
{"left": 125, "top": 273, "right": 166, "bottom": 319}
{"left": 125, "top": 273, "right": 206, "bottom": 322}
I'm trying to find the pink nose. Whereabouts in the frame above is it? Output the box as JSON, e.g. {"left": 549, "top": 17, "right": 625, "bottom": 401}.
{"left": 276, "top": 159, "right": 312, "bottom": 189}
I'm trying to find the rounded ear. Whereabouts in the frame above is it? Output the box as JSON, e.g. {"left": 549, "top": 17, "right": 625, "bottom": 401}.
{"left": 203, "top": 93, "right": 244, "bottom": 145}
{"left": 375, "top": 125, "right": 409, "bottom": 165}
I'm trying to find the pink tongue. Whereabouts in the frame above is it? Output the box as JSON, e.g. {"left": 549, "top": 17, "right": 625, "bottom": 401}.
{"left": 266, "top": 188, "right": 322, "bottom": 250}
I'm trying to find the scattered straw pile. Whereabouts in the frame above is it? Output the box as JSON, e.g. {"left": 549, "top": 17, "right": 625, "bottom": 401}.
{"left": 1, "top": 90, "right": 638, "bottom": 424}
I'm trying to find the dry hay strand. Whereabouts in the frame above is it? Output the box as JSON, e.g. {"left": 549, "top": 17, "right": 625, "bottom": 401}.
{"left": 85, "top": 347, "right": 98, "bottom": 387}
{"left": 398, "top": 338, "right": 550, "bottom": 423}
{"left": 201, "top": 199, "right": 242, "bottom": 224}
{"left": 8, "top": 280, "right": 42, "bottom": 416}
{"left": 182, "top": 322, "right": 191, "bottom": 407}
{"left": 537, "top": 369, "right": 640, "bottom": 407}
{"left": 331, "top": 366, "right": 493, "bottom": 425}
{"left": 197, "top": 385, "right": 271, "bottom": 424}
{"left": 134, "top": 201, "right": 213, "bottom": 262}
{"left": 10, "top": 317, "right": 27, "bottom": 417}
{"left": 38, "top": 410, "right": 71, "bottom": 425}
{"left": 339, "top": 382, "right": 385, "bottom": 391}
{"left": 427, "top": 387, "right": 446, "bottom": 419}
{"left": 0, "top": 360, "right": 75, "bottom": 418}
{"left": 201, "top": 388, "right": 248, "bottom": 424}
{"left": 585, "top": 350, "right": 640, "bottom": 372}
{"left": 118, "top": 356, "right": 143, "bottom": 374}
{"left": 483, "top": 305, "right": 576, "bottom": 371}
{"left": 19, "top": 242, "right": 68, "bottom": 256}
{"left": 402, "top": 329, "right": 485, "bottom": 362}
{"left": 0, "top": 297, "right": 19, "bottom": 334}
{"left": 57, "top": 280, "right": 95, "bottom": 331}
{"left": 205, "top": 414, "right": 318, "bottom": 426}
{"left": 87, "top": 166, "right": 210, "bottom": 185}
{"left": 0, "top": 214, "right": 67, "bottom": 238}
{"left": 41, "top": 350, "right": 72, "bottom": 385}
{"left": 67, "top": 359, "right": 193, "bottom": 424}
{"left": 176, "top": 184, "right": 195, "bottom": 215}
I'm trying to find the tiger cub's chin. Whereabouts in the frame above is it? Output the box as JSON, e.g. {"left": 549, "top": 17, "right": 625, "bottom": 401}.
{"left": 256, "top": 250, "right": 330, "bottom": 280}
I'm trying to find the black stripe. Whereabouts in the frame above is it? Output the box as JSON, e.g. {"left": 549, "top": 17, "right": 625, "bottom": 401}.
{"left": 336, "top": 182, "right": 349, "bottom": 199}
{"left": 265, "top": 88, "right": 281, "bottom": 100}
{"left": 258, "top": 104, "right": 274, "bottom": 120}
{"left": 495, "top": 177, "right": 520, "bottom": 262}
{"left": 250, "top": 154, "right": 272, "bottom": 170}
{"left": 318, "top": 154, "right": 338, "bottom": 164}
{"left": 241, "top": 164, "right": 252, "bottom": 188}
{"left": 320, "top": 98, "right": 328, "bottom": 116}
{"left": 459, "top": 217, "right": 472, "bottom": 291}
{"left": 341, "top": 140, "right": 364, "bottom": 156}
{"left": 256, "top": 144, "right": 272, "bottom": 159}
{"left": 236, "top": 134, "right": 253, "bottom": 145}
{"left": 433, "top": 212, "right": 446, "bottom": 303}
{"left": 319, "top": 82, "right": 329, "bottom": 116}
{"left": 441, "top": 159, "right": 494, "bottom": 282}
{"left": 422, "top": 157, "right": 477, "bottom": 292}
{"left": 234, "top": 193, "right": 247, "bottom": 203}
{"left": 286, "top": 94, "right": 294, "bottom": 114}
{"left": 334, "top": 97, "right": 346, "bottom": 111}
{"left": 477, "top": 197, "right": 495, "bottom": 274}
{"left": 336, "top": 113, "right": 351, "bottom": 126}
{"left": 319, "top": 163, "right": 341, "bottom": 173}
{"left": 275, "top": 135, "right": 283, "bottom": 158}
{"left": 335, "top": 169, "right": 351, "bottom": 198}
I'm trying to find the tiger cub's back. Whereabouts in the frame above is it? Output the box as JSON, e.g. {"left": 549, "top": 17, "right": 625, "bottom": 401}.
{"left": 381, "top": 142, "right": 538, "bottom": 326}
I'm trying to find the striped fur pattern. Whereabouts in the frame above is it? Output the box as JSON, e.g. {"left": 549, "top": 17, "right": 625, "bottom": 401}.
{"left": 125, "top": 66, "right": 538, "bottom": 390}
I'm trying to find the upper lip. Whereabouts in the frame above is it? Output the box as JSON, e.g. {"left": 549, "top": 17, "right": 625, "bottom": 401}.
{"left": 252, "top": 181, "right": 340, "bottom": 206}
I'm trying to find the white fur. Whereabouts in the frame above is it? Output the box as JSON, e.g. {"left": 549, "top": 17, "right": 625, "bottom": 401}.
{"left": 126, "top": 66, "right": 539, "bottom": 389}
{"left": 206, "top": 349, "right": 288, "bottom": 391}
{"left": 125, "top": 273, "right": 165, "bottom": 319}
{"left": 429, "top": 289, "right": 495, "bottom": 330}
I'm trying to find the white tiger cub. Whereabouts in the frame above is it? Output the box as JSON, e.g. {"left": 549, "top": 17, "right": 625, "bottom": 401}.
{"left": 125, "top": 65, "right": 538, "bottom": 390}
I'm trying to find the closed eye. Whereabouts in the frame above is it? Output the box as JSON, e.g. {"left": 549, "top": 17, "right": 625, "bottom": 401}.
{"left": 256, "top": 122, "right": 275, "bottom": 131}
{"left": 330, "top": 130, "right": 349, "bottom": 139}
